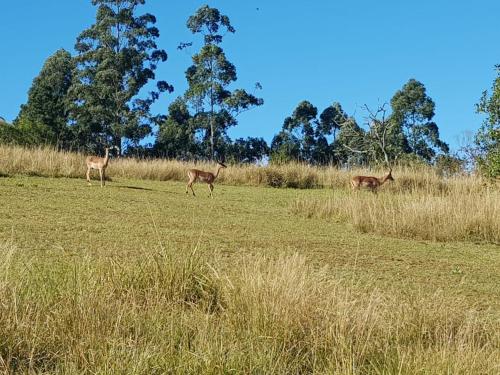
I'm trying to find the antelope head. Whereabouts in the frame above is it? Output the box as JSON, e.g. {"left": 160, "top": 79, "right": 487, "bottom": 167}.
{"left": 385, "top": 168, "right": 394, "bottom": 182}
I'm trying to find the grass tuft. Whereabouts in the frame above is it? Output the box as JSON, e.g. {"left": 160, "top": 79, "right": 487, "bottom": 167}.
{"left": 1, "top": 243, "right": 498, "bottom": 373}
{"left": 291, "top": 187, "right": 500, "bottom": 243}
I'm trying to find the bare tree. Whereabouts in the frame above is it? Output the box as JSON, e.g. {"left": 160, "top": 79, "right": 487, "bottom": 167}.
{"left": 341, "top": 103, "right": 400, "bottom": 167}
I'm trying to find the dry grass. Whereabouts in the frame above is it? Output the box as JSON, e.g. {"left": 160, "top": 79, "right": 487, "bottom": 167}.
{"left": 0, "top": 145, "right": 322, "bottom": 188}
{"left": 1, "top": 144, "right": 489, "bottom": 192}
{"left": 1, "top": 241, "right": 498, "bottom": 374}
{"left": 1, "top": 171, "right": 499, "bottom": 372}
{"left": 2, "top": 144, "right": 497, "bottom": 243}
{"left": 291, "top": 186, "right": 500, "bottom": 243}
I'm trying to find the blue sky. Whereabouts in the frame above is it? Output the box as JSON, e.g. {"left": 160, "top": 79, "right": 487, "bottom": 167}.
{"left": 0, "top": 0, "right": 499, "bottom": 150}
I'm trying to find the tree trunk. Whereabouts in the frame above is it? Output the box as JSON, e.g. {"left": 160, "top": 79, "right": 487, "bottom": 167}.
{"left": 210, "top": 84, "right": 215, "bottom": 160}
{"left": 210, "top": 110, "right": 214, "bottom": 160}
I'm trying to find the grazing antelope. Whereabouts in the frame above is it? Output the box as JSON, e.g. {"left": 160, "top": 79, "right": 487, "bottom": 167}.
{"left": 351, "top": 168, "right": 394, "bottom": 192}
{"left": 186, "top": 162, "right": 227, "bottom": 198}
{"left": 86, "top": 147, "right": 113, "bottom": 187}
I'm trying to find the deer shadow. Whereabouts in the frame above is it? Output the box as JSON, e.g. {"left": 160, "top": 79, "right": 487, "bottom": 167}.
{"left": 115, "top": 185, "right": 155, "bottom": 192}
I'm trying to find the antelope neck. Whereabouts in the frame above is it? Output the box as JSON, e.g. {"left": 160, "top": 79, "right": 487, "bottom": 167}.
{"left": 214, "top": 165, "right": 223, "bottom": 179}
{"left": 103, "top": 150, "right": 110, "bottom": 167}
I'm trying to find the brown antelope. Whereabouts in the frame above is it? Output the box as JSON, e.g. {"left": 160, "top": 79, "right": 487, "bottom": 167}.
{"left": 186, "top": 162, "right": 227, "bottom": 198}
{"left": 86, "top": 147, "right": 112, "bottom": 187}
{"left": 351, "top": 168, "right": 394, "bottom": 192}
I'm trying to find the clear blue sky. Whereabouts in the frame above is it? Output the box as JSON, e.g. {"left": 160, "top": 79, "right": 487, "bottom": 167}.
{"left": 1, "top": 0, "right": 499, "bottom": 150}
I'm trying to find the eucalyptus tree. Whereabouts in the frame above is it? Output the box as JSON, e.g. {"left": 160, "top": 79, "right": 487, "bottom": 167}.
{"left": 318, "top": 102, "right": 347, "bottom": 144}
{"left": 270, "top": 130, "right": 301, "bottom": 164}
{"left": 390, "top": 79, "right": 448, "bottom": 161}
{"left": 333, "top": 103, "right": 398, "bottom": 166}
{"left": 69, "top": 0, "right": 172, "bottom": 153}
{"left": 317, "top": 102, "right": 350, "bottom": 163}
{"left": 183, "top": 5, "right": 263, "bottom": 160}
{"left": 271, "top": 101, "right": 349, "bottom": 164}
{"left": 282, "top": 101, "right": 318, "bottom": 162}
{"left": 15, "top": 49, "right": 74, "bottom": 148}
{"left": 335, "top": 117, "right": 368, "bottom": 166}
{"left": 227, "top": 137, "right": 269, "bottom": 163}
{"left": 155, "top": 98, "right": 199, "bottom": 159}
{"left": 475, "top": 65, "right": 500, "bottom": 178}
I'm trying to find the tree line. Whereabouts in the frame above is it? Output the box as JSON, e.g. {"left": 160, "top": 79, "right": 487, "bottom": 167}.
{"left": 0, "top": 1, "right": 498, "bottom": 177}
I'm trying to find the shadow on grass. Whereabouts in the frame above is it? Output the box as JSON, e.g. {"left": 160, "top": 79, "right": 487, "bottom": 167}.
{"left": 115, "top": 185, "right": 155, "bottom": 192}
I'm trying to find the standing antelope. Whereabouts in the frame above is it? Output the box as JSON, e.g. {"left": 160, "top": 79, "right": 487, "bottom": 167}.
{"left": 351, "top": 168, "right": 394, "bottom": 192}
{"left": 86, "top": 147, "right": 112, "bottom": 187}
{"left": 186, "top": 162, "right": 227, "bottom": 198}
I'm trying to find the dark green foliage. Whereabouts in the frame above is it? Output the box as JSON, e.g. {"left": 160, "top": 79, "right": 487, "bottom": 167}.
{"left": 183, "top": 5, "right": 263, "bottom": 160}
{"left": 0, "top": 120, "right": 21, "bottom": 144}
{"left": 475, "top": 65, "right": 500, "bottom": 179}
{"left": 434, "top": 154, "right": 465, "bottom": 177}
{"left": 270, "top": 130, "right": 302, "bottom": 164}
{"left": 14, "top": 49, "right": 74, "bottom": 148}
{"left": 332, "top": 81, "right": 448, "bottom": 167}
{"left": 0, "top": 118, "right": 59, "bottom": 148}
{"left": 154, "top": 98, "right": 198, "bottom": 159}
{"left": 318, "top": 102, "right": 345, "bottom": 141}
{"left": 335, "top": 117, "right": 369, "bottom": 166}
{"left": 271, "top": 101, "right": 351, "bottom": 164}
{"left": 227, "top": 137, "right": 269, "bottom": 163}
{"left": 4, "top": 2, "right": 458, "bottom": 167}
{"left": 390, "top": 79, "right": 449, "bottom": 161}
{"left": 68, "top": 0, "right": 172, "bottom": 153}
{"left": 365, "top": 104, "right": 405, "bottom": 165}
{"left": 283, "top": 101, "right": 318, "bottom": 162}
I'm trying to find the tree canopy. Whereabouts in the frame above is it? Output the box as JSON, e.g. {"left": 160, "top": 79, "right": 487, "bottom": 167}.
{"left": 475, "top": 65, "right": 500, "bottom": 178}
{"left": 14, "top": 49, "right": 74, "bottom": 148}
{"left": 68, "top": 0, "right": 172, "bottom": 153}
{"left": 390, "top": 79, "right": 449, "bottom": 162}
{"left": 182, "top": 5, "right": 263, "bottom": 160}
{"left": 3, "top": 1, "right": 477, "bottom": 172}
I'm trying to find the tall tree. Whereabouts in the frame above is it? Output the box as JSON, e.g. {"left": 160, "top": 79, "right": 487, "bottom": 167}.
{"left": 69, "top": 0, "right": 172, "bottom": 153}
{"left": 155, "top": 98, "right": 198, "bottom": 159}
{"left": 271, "top": 101, "right": 346, "bottom": 164}
{"left": 227, "top": 137, "right": 269, "bottom": 163}
{"left": 270, "top": 130, "right": 301, "bottom": 164}
{"left": 184, "top": 5, "right": 263, "bottom": 160}
{"left": 317, "top": 102, "right": 350, "bottom": 163}
{"left": 318, "top": 102, "right": 346, "bottom": 143}
{"left": 475, "top": 65, "right": 500, "bottom": 178}
{"left": 335, "top": 117, "right": 368, "bottom": 166}
{"left": 390, "top": 79, "right": 448, "bottom": 161}
{"left": 15, "top": 49, "right": 74, "bottom": 148}
{"left": 282, "top": 101, "right": 318, "bottom": 162}
{"left": 336, "top": 103, "right": 400, "bottom": 166}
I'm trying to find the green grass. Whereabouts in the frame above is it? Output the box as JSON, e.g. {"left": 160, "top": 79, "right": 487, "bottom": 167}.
{"left": 0, "top": 175, "right": 499, "bottom": 373}
{"left": 1, "top": 176, "right": 498, "bottom": 305}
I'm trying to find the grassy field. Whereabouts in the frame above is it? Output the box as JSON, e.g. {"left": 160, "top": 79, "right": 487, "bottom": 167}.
{"left": 291, "top": 188, "right": 500, "bottom": 243}
{"left": 0, "top": 174, "right": 499, "bottom": 374}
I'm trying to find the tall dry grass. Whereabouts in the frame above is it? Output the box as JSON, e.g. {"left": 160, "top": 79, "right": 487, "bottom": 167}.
{"left": 1, "top": 241, "right": 498, "bottom": 374}
{"left": 1, "top": 144, "right": 489, "bottom": 192}
{"left": 2, "top": 144, "right": 497, "bottom": 243}
{"left": 0, "top": 145, "right": 324, "bottom": 188}
{"left": 291, "top": 186, "right": 500, "bottom": 243}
